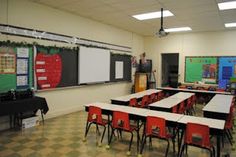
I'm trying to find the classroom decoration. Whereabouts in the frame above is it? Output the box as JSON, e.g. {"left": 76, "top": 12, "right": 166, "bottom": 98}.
{"left": 0, "top": 41, "right": 132, "bottom": 92}
{"left": 35, "top": 46, "right": 78, "bottom": 90}
{"left": 185, "top": 57, "right": 217, "bottom": 83}
{"left": 0, "top": 24, "right": 131, "bottom": 53}
{"left": 0, "top": 41, "right": 34, "bottom": 92}
{"left": 218, "top": 57, "right": 236, "bottom": 89}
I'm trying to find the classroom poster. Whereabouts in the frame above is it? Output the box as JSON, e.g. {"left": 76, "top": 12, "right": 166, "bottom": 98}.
{"left": 185, "top": 57, "right": 217, "bottom": 83}
{"left": 218, "top": 57, "right": 236, "bottom": 89}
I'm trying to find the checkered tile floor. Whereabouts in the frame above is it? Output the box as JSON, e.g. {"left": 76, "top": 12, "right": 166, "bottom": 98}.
{"left": 0, "top": 105, "right": 235, "bottom": 157}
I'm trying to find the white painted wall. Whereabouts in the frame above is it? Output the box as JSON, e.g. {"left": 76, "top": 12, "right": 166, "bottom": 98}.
{"left": 144, "top": 30, "right": 236, "bottom": 86}
{"left": 0, "top": 0, "right": 144, "bottom": 130}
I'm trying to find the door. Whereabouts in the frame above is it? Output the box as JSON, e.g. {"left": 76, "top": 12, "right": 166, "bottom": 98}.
{"left": 161, "top": 53, "right": 179, "bottom": 87}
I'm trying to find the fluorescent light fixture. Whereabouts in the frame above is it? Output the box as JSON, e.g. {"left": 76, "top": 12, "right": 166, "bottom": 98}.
{"left": 225, "top": 22, "right": 236, "bottom": 28}
{"left": 218, "top": 1, "right": 236, "bottom": 10}
{"left": 132, "top": 10, "right": 174, "bottom": 20}
{"left": 164, "top": 27, "right": 192, "bottom": 32}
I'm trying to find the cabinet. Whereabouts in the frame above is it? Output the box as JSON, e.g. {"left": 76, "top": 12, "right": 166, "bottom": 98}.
{"left": 134, "top": 73, "right": 148, "bottom": 93}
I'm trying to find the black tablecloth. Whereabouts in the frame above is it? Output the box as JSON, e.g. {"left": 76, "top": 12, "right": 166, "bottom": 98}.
{"left": 0, "top": 96, "right": 49, "bottom": 116}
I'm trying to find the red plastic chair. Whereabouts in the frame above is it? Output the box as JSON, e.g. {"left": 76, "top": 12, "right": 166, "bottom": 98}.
{"left": 186, "top": 97, "right": 195, "bottom": 115}
{"left": 172, "top": 105, "right": 178, "bottom": 113}
{"left": 178, "top": 101, "right": 186, "bottom": 114}
{"left": 139, "top": 116, "right": 174, "bottom": 157}
{"left": 139, "top": 95, "right": 149, "bottom": 108}
{"left": 158, "top": 92, "right": 165, "bottom": 101}
{"left": 83, "top": 106, "right": 108, "bottom": 145}
{"left": 179, "top": 123, "right": 215, "bottom": 157}
{"left": 129, "top": 98, "right": 138, "bottom": 107}
{"left": 108, "top": 111, "right": 138, "bottom": 155}
{"left": 148, "top": 93, "right": 156, "bottom": 104}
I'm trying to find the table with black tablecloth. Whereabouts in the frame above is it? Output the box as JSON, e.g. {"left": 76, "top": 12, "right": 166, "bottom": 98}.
{"left": 0, "top": 96, "right": 49, "bottom": 127}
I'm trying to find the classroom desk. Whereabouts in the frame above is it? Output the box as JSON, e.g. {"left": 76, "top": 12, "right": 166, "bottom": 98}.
{"left": 110, "top": 89, "right": 162, "bottom": 105}
{"left": 177, "top": 115, "right": 225, "bottom": 157}
{"left": 203, "top": 94, "right": 234, "bottom": 120}
{"left": 149, "top": 92, "right": 194, "bottom": 112}
{"left": 168, "top": 92, "right": 195, "bottom": 99}
{"left": 149, "top": 97, "right": 184, "bottom": 112}
{"left": 84, "top": 102, "right": 183, "bottom": 152}
{"left": 157, "top": 87, "right": 231, "bottom": 95}
{"left": 0, "top": 96, "right": 49, "bottom": 127}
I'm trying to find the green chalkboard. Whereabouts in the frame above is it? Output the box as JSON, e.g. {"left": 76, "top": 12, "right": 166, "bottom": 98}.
{"left": 185, "top": 56, "right": 217, "bottom": 84}
{"left": 0, "top": 46, "right": 34, "bottom": 93}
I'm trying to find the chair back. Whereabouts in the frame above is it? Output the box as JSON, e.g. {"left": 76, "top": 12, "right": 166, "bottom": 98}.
{"left": 186, "top": 97, "right": 192, "bottom": 109}
{"left": 191, "top": 95, "right": 196, "bottom": 104}
{"left": 112, "top": 111, "right": 130, "bottom": 131}
{"left": 148, "top": 93, "right": 156, "bottom": 104}
{"left": 185, "top": 123, "right": 210, "bottom": 148}
{"left": 178, "top": 101, "right": 185, "bottom": 114}
{"left": 158, "top": 92, "right": 164, "bottom": 101}
{"left": 145, "top": 116, "right": 167, "bottom": 138}
{"left": 88, "top": 106, "right": 103, "bottom": 124}
{"left": 172, "top": 105, "right": 178, "bottom": 113}
{"left": 140, "top": 95, "right": 149, "bottom": 108}
{"left": 129, "top": 98, "right": 138, "bottom": 107}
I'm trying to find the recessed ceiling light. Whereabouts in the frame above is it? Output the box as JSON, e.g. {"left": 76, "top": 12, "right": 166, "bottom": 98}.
{"left": 225, "top": 22, "right": 236, "bottom": 28}
{"left": 164, "top": 27, "right": 192, "bottom": 32}
{"left": 218, "top": 1, "right": 236, "bottom": 10}
{"left": 132, "top": 10, "right": 174, "bottom": 20}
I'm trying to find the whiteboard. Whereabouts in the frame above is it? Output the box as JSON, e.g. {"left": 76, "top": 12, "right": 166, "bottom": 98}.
{"left": 79, "top": 46, "right": 110, "bottom": 84}
{"left": 115, "top": 61, "right": 124, "bottom": 79}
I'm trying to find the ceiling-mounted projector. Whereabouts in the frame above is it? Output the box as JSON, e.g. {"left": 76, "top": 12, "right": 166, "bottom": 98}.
{"left": 157, "top": 28, "right": 169, "bottom": 38}
{"left": 156, "top": 8, "right": 169, "bottom": 38}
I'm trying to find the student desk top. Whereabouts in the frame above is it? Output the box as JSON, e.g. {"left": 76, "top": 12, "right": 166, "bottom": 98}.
{"left": 149, "top": 92, "right": 194, "bottom": 112}
{"left": 203, "top": 94, "right": 234, "bottom": 120}
{"left": 157, "top": 87, "right": 231, "bottom": 95}
{"left": 110, "top": 89, "right": 162, "bottom": 105}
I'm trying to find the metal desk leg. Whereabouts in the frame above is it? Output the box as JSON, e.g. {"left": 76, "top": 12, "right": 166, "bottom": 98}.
{"left": 217, "top": 135, "right": 221, "bottom": 157}
{"left": 40, "top": 110, "right": 44, "bottom": 124}
{"left": 178, "top": 129, "right": 184, "bottom": 156}
{"left": 136, "top": 119, "right": 140, "bottom": 153}
{"left": 107, "top": 115, "right": 110, "bottom": 144}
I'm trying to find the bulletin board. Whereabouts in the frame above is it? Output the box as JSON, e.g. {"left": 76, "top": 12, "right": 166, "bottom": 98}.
{"left": 35, "top": 46, "right": 78, "bottom": 90}
{"left": 110, "top": 54, "right": 131, "bottom": 82}
{"left": 0, "top": 45, "right": 34, "bottom": 92}
{"left": 185, "top": 56, "right": 217, "bottom": 84}
{"left": 218, "top": 57, "right": 236, "bottom": 89}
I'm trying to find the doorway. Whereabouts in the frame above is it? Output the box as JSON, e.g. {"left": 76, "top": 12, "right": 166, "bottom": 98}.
{"left": 161, "top": 53, "right": 179, "bottom": 87}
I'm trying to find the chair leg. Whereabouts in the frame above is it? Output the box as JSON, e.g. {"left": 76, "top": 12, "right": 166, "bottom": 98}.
{"left": 140, "top": 135, "right": 147, "bottom": 155}
{"left": 100, "top": 126, "right": 106, "bottom": 144}
{"left": 222, "top": 133, "right": 225, "bottom": 148}
{"left": 128, "top": 132, "right": 134, "bottom": 152}
{"left": 108, "top": 129, "right": 115, "bottom": 145}
{"left": 84, "top": 122, "right": 92, "bottom": 139}
{"left": 96, "top": 124, "right": 100, "bottom": 136}
{"left": 172, "top": 136, "right": 176, "bottom": 153}
{"left": 226, "top": 129, "right": 233, "bottom": 139}
{"left": 212, "top": 146, "right": 216, "bottom": 157}
{"left": 225, "top": 131, "right": 233, "bottom": 145}
{"left": 179, "top": 144, "right": 185, "bottom": 157}
{"left": 165, "top": 139, "right": 170, "bottom": 157}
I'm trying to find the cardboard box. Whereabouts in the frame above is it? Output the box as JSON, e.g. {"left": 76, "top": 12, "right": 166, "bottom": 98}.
{"left": 22, "top": 116, "right": 39, "bottom": 129}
